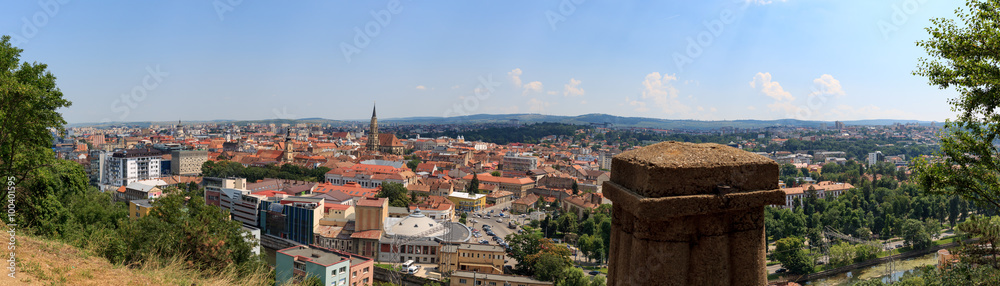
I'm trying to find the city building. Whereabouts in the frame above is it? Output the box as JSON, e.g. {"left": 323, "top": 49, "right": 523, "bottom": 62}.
{"left": 103, "top": 148, "right": 162, "bottom": 187}
{"left": 447, "top": 192, "right": 487, "bottom": 212}
{"left": 352, "top": 197, "right": 388, "bottom": 258}
{"left": 276, "top": 244, "right": 374, "bottom": 286}
{"left": 366, "top": 104, "right": 405, "bottom": 155}
{"left": 449, "top": 271, "right": 552, "bottom": 286}
{"left": 780, "top": 181, "right": 855, "bottom": 209}
{"left": 324, "top": 164, "right": 418, "bottom": 188}
{"left": 867, "top": 151, "right": 884, "bottom": 166}
{"left": 219, "top": 188, "right": 265, "bottom": 227}
{"left": 455, "top": 173, "right": 535, "bottom": 198}
{"left": 258, "top": 196, "right": 325, "bottom": 245}
{"left": 202, "top": 177, "right": 247, "bottom": 207}
{"left": 501, "top": 152, "right": 538, "bottom": 172}
{"left": 170, "top": 150, "right": 208, "bottom": 175}
{"left": 377, "top": 208, "right": 471, "bottom": 263}
{"left": 438, "top": 243, "right": 506, "bottom": 275}
{"left": 511, "top": 194, "right": 540, "bottom": 214}
{"left": 128, "top": 199, "right": 153, "bottom": 219}
{"left": 115, "top": 180, "right": 166, "bottom": 203}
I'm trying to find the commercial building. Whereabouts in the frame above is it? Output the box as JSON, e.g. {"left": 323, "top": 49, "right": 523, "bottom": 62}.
{"left": 447, "top": 192, "right": 487, "bottom": 212}
{"left": 219, "top": 188, "right": 265, "bottom": 227}
{"left": 202, "top": 177, "right": 247, "bottom": 207}
{"left": 780, "top": 181, "right": 855, "bottom": 209}
{"left": 103, "top": 148, "right": 162, "bottom": 187}
{"left": 324, "top": 164, "right": 418, "bottom": 188}
{"left": 259, "top": 196, "right": 325, "bottom": 245}
{"left": 276, "top": 244, "right": 374, "bottom": 286}
{"left": 438, "top": 243, "right": 506, "bottom": 275}
{"left": 170, "top": 150, "right": 208, "bottom": 175}
{"left": 377, "top": 208, "right": 471, "bottom": 263}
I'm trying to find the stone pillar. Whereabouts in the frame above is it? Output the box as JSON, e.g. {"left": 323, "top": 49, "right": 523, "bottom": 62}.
{"left": 604, "top": 142, "right": 785, "bottom": 286}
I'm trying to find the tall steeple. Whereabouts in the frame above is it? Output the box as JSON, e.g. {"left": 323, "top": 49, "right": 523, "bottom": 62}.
{"left": 367, "top": 102, "right": 379, "bottom": 152}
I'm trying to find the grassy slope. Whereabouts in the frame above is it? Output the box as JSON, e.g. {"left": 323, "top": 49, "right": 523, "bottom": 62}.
{"left": 0, "top": 234, "right": 270, "bottom": 286}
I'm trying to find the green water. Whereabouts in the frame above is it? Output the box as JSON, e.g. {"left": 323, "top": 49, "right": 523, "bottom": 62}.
{"left": 804, "top": 253, "right": 938, "bottom": 285}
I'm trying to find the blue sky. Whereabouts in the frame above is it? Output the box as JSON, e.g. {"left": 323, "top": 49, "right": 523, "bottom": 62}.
{"left": 2, "top": 0, "right": 960, "bottom": 124}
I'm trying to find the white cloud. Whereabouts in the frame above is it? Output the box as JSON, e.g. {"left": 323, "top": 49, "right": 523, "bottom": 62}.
{"left": 750, "top": 72, "right": 794, "bottom": 101}
{"left": 710, "top": 107, "right": 717, "bottom": 112}
{"left": 563, "top": 78, "right": 585, "bottom": 97}
{"left": 697, "top": 106, "right": 705, "bottom": 111}
{"left": 522, "top": 81, "right": 543, "bottom": 96}
{"left": 415, "top": 85, "right": 427, "bottom": 90}
{"left": 747, "top": 106, "right": 757, "bottom": 110}
{"left": 528, "top": 98, "right": 551, "bottom": 113}
{"left": 810, "top": 74, "right": 845, "bottom": 97}
{"left": 637, "top": 72, "right": 691, "bottom": 114}
{"left": 508, "top": 68, "right": 523, "bottom": 88}
{"left": 451, "top": 85, "right": 460, "bottom": 90}
{"left": 547, "top": 91, "right": 558, "bottom": 95}
{"left": 581, "top": 100, "right": 587, "bottom": 104}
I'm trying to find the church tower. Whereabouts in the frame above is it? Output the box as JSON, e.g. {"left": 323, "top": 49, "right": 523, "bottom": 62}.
{"left": 284, "top": 129, "right": 294, "bottom": 163}
{"left": 367, "top": 103, "right": 379, "bottom": 152}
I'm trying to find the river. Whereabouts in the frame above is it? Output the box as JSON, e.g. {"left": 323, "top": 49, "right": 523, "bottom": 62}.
{"left": 804, "top": 252, "right": 938, "bottom": 285}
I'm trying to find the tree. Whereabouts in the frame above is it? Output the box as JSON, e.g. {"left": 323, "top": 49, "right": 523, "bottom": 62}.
{"left": 406, "top": 158, "right": 421, "bottom": 171}
{"left": 912, "top": 0, "right": 1000, "bottom": 212}
{"left": 459, "top": 212, "right": 468, "bottom": 225}
{"left": 377, "top": 182, "right": 412, "bottom": 208}
{"left": 467, "top": 173, "right": 480, "bottom": 194}
{"left": 829, "top": 243, "right": 855, "bottom": 268}
{"left": 559, "top": 267, "right": 589, "bottom": 286}
{"left": 0, "top": 35, "right": 73, "bottom": 184}
{"left": 773, "top": 237, "right": 814, "bottom": 274}
{"left": 572, "top": 181, "right": 580, "bottom": 195}
{"left": 491, "top": 171, "right": 502, "bottom": 177}
{"left": 902, "top": 219, "right": 932, "bottom": 250}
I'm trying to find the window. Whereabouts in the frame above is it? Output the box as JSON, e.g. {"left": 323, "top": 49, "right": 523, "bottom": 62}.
{"left": 352, "top": 271, "right": 357, "bottom": 278}
{"left": 363, "top": 267, "right": 369, "bottom": 273}
{"left": 489, "top": 282, "right": 497, "bottom": 286}
{"left": 459, "top": 279, "right": 467, "bottom": 284}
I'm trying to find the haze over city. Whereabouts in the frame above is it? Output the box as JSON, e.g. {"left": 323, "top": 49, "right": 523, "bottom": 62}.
{"left": 2, "top": 0, "right": 960, "bottom": 124}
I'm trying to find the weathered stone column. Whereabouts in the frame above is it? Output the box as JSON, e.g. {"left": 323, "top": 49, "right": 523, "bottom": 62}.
{"left": 604, "top": 142, "right": 785, "bottom": 286}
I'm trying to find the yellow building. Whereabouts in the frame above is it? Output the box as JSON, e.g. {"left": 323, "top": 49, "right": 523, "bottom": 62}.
{"left": 128, "top": 199, "right": 153, "bottom": 219}
{"left": 449, "top": 271, "right": 552, "bottom": 286}
{"left": 447, "top": 192, "right": 486, "bottom": 212}
{"left": 439, "top": 243, "right": 506, "bottom": 274}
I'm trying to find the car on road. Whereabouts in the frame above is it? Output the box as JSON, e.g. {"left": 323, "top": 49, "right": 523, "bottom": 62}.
{"left": 589, "top": 271, "right": 601, "bottom": 276}
{"left": 479, "top": 240, "right": 490, "bottom": 244}
{"left": 776, "top": 268, "right": 787, "bottom": 274}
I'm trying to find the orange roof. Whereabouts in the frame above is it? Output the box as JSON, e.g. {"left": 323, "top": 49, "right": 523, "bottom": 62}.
{"left": 461, "top": 173, "right": 533, "bottom": 185}
{"left": 350, "top": 230, "right": 383, "bottom": 239}
{"left": 356, "top": 197, "right": 387, "bottom": 208}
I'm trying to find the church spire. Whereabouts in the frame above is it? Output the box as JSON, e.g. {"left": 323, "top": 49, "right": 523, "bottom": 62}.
{"left": 372, "top": 102, "right": 377, "bottom": 118}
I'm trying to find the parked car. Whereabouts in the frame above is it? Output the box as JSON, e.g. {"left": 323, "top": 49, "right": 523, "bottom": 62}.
{"left": 776, "top": 268, "right": 787, "bottom": 274}
{"left": 497, "top": 218, "right": 503, "bottom": 223}
{"left": 589, "top": 271, "right": 601, "bottom": 275}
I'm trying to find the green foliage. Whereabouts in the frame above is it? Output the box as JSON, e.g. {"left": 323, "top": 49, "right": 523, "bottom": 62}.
{"left": 406, "top": 159, "right": 421, "bottom": 171}
{"left": 376, "top": 182, "right": 412, "bottom": 208}
{"left": 901, "top": 219, "right": 933, "bottom": 250}
{"left": 466, "top": 173, "right": 480, "bottom": 194}
{"left": 773, "top": 237, "right": 814, "bottom": 274}
{"left": 0, "top": 35, "right": 73, "bottom": 183}
{"left": 912, "top": 0, "right": 1000, "bottom": 213}
{"left": 201, "top": 160, "right": 330, "bottom": 183}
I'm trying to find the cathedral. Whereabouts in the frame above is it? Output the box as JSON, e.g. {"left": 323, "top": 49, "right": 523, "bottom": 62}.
{"left": 367, "top": 104, "right": 405, "bottom": 155}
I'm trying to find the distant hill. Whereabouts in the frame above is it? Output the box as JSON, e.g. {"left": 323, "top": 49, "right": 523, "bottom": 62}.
{"left": 68, "top": 113, "right": 938, "bottom": 130}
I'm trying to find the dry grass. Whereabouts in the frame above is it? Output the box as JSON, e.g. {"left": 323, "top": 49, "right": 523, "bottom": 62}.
{"left": 1, "top": 234, "right": 272, "bottom": 286}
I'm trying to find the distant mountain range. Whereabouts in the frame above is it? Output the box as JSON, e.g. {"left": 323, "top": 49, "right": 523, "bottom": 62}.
{"left": 69, "top": 113, "right": 938, "bottom": 130}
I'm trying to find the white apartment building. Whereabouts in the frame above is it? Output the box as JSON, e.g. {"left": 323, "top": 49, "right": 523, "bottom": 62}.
{"left": 501, "top": 152, "right": 538, "bottom": 172}
{"left": 220, "top": 188, "right": 264, "bottom": 227}
{"left": 103, "top": 149, "right": 162, "bottom": 188}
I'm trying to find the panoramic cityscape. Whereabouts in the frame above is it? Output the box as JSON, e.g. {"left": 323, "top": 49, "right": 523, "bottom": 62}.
{"left": 4, "top": 1, "right": 1000, "bottom": 286}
